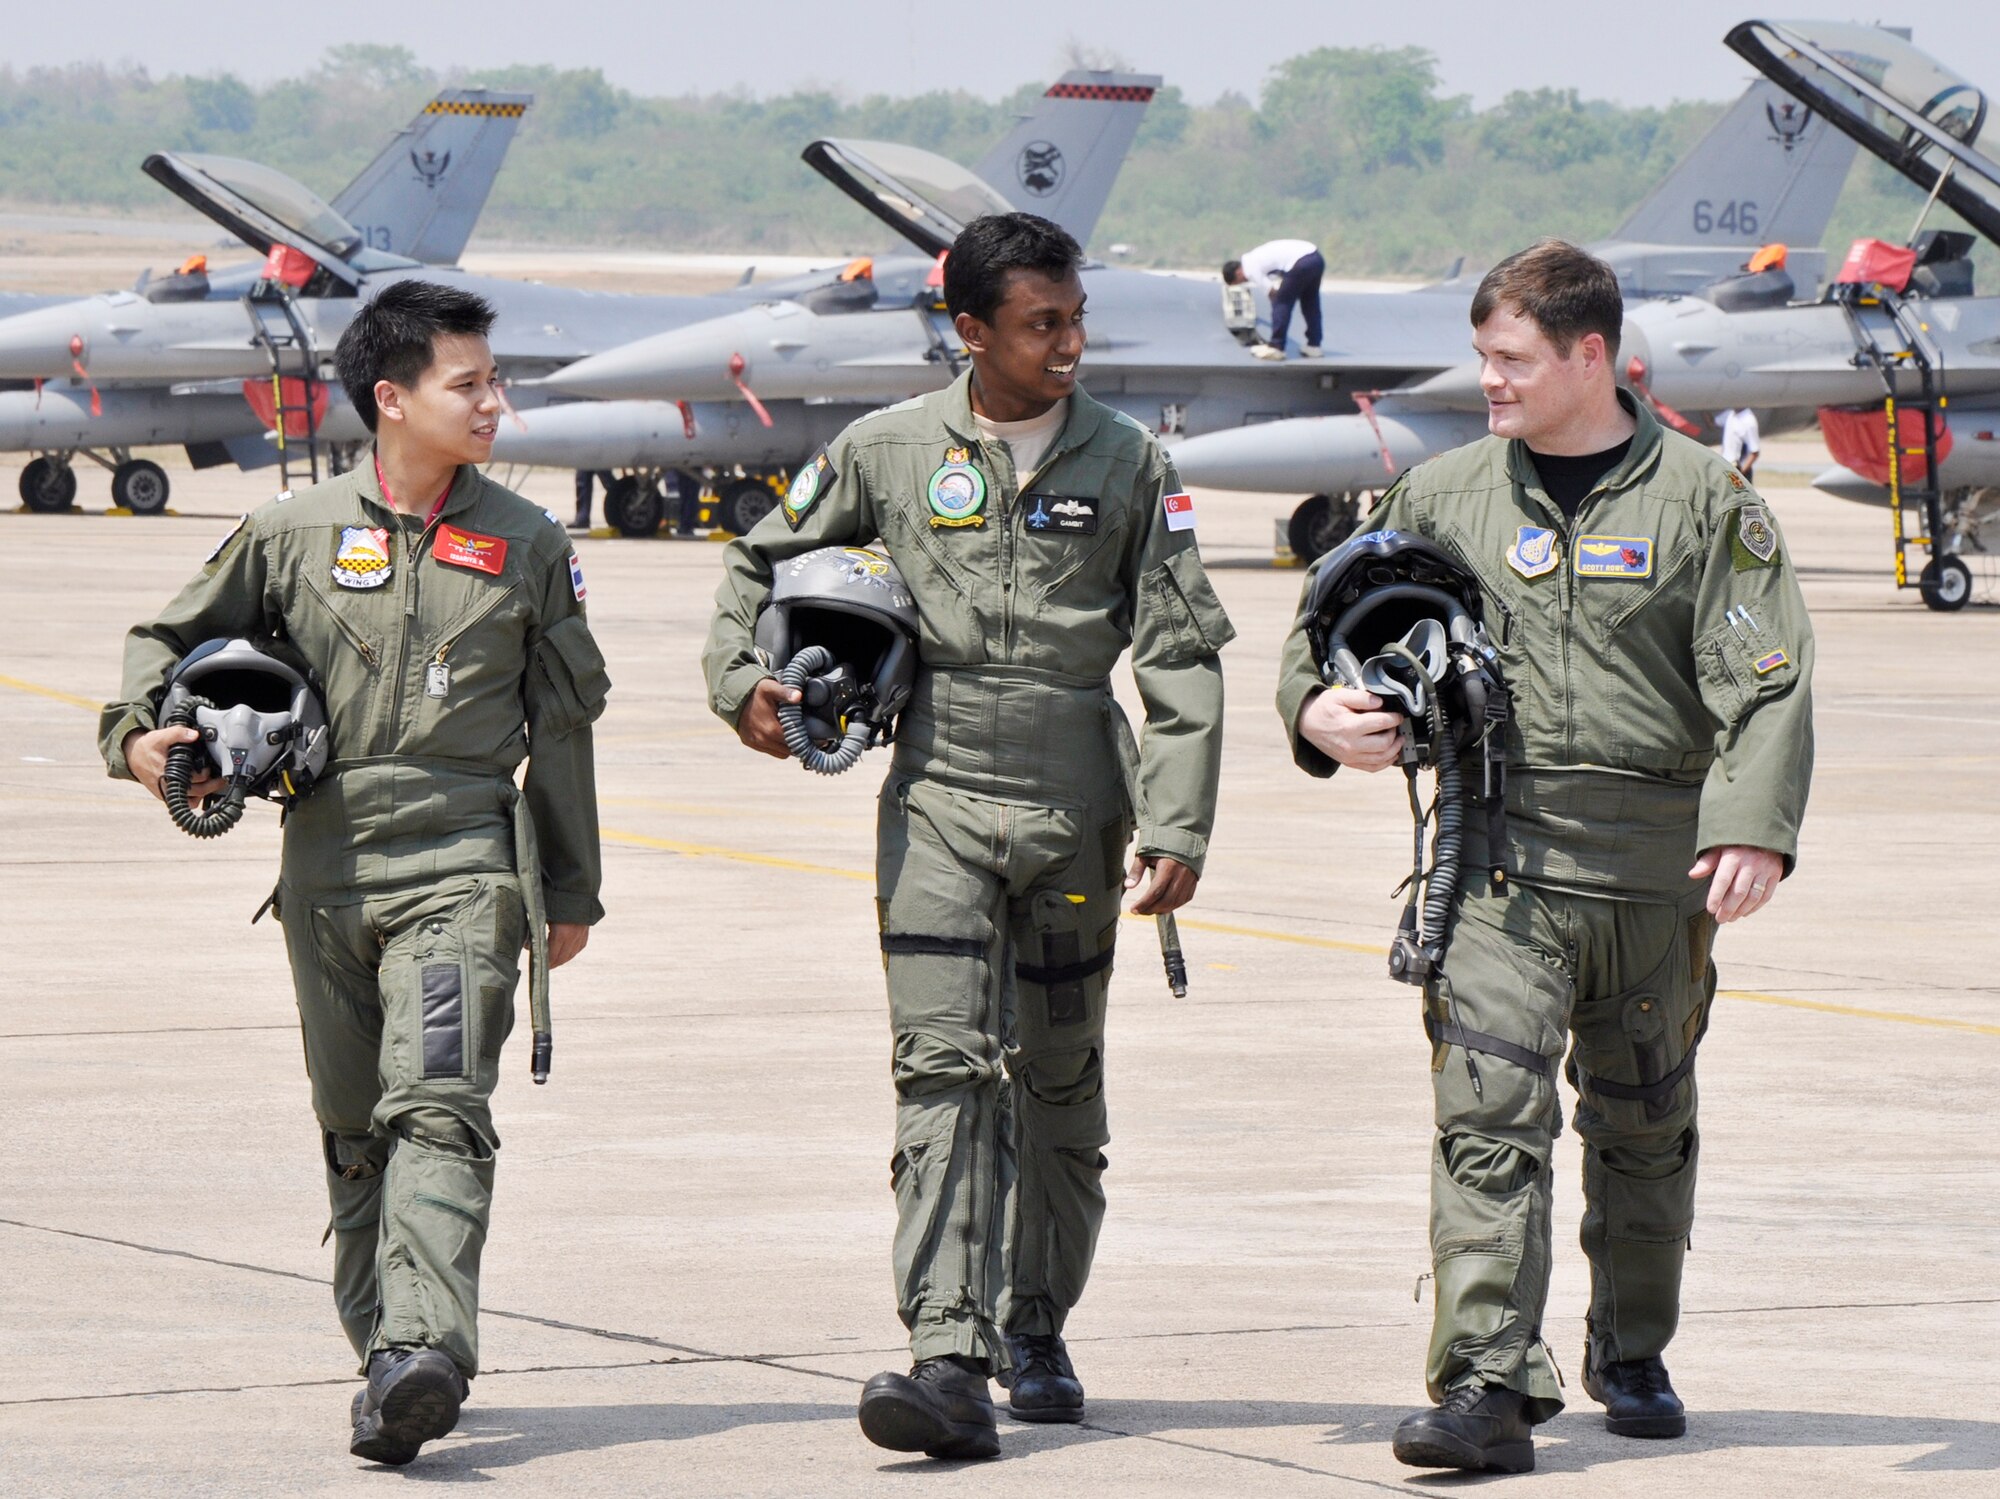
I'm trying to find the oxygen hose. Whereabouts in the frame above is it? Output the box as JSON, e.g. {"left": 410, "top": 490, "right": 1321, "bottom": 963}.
{"left": 776, "top": 645, "right": 873, "bottom": 775}
{"left": 1377, "top": 640, "right": 1461, "bottom": 963}
{"left": 161, "top": 696, "right": 248, "bottom": 838}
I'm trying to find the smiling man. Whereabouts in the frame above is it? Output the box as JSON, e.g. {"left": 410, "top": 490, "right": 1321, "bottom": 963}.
{"left": 99, "top": 280, "right": 609, "bottom": 1467}
{"left": 704, "top": 213, "right": 1233, "bottom": 1459}
{"left": 1275, "top": 240, "right": 1815, "bottom": 1473}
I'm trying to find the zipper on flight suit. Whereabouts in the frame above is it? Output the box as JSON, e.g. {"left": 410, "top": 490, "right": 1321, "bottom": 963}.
{"left": 299, "top": 576, "right": 381, "bottom": 667}
{"left": 387, "top": 510, "right": 447, "bottom": 735}
{"left": 429, "top": 582, "right": 518, "bottom": 673}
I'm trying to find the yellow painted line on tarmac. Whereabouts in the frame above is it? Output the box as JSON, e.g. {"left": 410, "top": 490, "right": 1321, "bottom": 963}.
{"left": 0, "top": 674, "right": 99, "bottom": 711}
{"left": 8, "top": 670, "right": 1992, "bottom": 1042}
{"left": 1717, "top": 988, "right": 2000, "bottom": 1038}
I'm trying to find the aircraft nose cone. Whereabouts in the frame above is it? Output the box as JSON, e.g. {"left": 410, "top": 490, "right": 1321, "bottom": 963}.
{"left": 542, "top": 307, "right": 807, "bottom": 402}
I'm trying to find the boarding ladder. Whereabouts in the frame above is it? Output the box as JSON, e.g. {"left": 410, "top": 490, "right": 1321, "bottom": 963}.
{"left": 243, "top": 281, "right": 324, "bottom": 491}
{"left": 1836, "top": 282, "right": 1946, "bottom": 594}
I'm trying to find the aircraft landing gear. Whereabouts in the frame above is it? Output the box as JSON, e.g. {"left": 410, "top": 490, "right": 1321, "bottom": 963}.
{"left": 716, "top": 476, "right": 780, "bottom": 536}
{"left": 1287, "top": 492, "right": 1360, "bottom": 563}
{"left": 112, "top": 458, "right": 170, "bottom": 515}
{"left": 613, "top": 479, "right": 665, "bottom": 538}
{"left": 1919, "top": 554, "right": 1972, "bottom": 612}
{"left": 19, "top": 455, "right": 79, "bottom": 513}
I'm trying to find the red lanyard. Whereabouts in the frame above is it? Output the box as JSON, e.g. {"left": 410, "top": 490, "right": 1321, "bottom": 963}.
{"left": 374, "top": 455, "right": 456, "bottom": 527}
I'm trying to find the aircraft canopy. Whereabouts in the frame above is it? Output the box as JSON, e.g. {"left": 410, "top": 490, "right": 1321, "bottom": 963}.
{"left": 803, "top": 138, "right": 1015, "bottom": 258}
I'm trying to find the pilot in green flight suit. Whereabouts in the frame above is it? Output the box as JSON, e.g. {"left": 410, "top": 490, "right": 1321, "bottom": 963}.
{"left": 100, "top": 282, "right": 608, "bottom": 1468}
{"left": 1277, "top": 241, "right": 1813, "bottom": 1474}
{"left": 704, "top": 213, "right": 1232, "bottom": 1460}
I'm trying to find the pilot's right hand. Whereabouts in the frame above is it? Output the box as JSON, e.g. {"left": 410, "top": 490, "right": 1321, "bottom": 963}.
{"left": 123, "top": 725, "right": 227, "bottom": 804}
{"left": 1298, "top": 687, "right": 1406, "bottom": 772}
{"left": 736, "top": 676, "right": 804, "bottom": 759}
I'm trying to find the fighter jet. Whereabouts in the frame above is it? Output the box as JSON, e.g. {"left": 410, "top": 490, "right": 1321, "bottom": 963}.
{"left": 538, "top": 77, "right": 1857, "bottom": 558}
{"left": 5, "top": 88, "right": 533, "bottom": 513}
{"left": 0, "top": 71, "right": 1160, "bottom": 534}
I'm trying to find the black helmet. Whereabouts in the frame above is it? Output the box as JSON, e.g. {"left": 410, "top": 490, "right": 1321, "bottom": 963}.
{"left": 1304, "top": 528, "right": 1495, "bottom": 760}
{"left": 753, "top": 547, "right": 920, "bottom": 774}
{"left": 158, "top": 636, "right": 331, "bottom": 835}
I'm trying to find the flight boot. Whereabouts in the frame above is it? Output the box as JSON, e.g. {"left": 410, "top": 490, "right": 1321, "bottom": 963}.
{"left": 349, "top": 1347, "right": 467, "bottom": 1466}
{"left": 1391, "top": 1382, "right": 1535, "bottom": 1474}
{"left": 857, "top": 1356, "right": 1000, "bottom": 1460}
{"left": 998, "top": 1332, "right": 1084, "bottom": 1424}
{"left": 1582, "top": 1347, "right": 1687, "bottom": 1438}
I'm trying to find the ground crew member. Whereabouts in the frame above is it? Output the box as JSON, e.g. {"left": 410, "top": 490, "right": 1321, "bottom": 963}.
{"left": 1720, "top": 406, "right": 1761, "bottom": 483}
{"left": 1219, "top": 259, "right": 1259, "bottom": 345}
{"left": 1276, "top": 240, "right": 1813, "bottom": 1473}
{"left": 1240, "top": 237, "right": 1325, "bottom": 360}
{"left": 704, "top": 212, "right": 1232, "bottom": 1460}
{"left": 99, "top": 280, "right": 608, "bottom": 1467}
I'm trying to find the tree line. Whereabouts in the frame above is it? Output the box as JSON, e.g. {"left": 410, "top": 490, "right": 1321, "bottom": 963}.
{"left": 0, "top": 43, "right": 1959, "bottom": 277}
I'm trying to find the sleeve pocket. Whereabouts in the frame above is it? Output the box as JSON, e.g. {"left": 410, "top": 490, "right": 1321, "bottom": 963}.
{"left": 1143, "top": 548, "right": 1239, "bottom": 663}
{"left": 1694, "top": 618, "right": 1794, "bottom": 727}
{"left": 529, "top": 615, "right": 612, "bottom": 738}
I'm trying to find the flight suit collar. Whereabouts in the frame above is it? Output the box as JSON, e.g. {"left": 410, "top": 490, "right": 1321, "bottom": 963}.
{"left": 938, "top": 369, "right": 1110, "bottom": 480}
{"left": 353, "top": 445, "right": 483, "bottom": 525}
{"left": 1503, "top": 391, "right": 1664, "bottom": 522}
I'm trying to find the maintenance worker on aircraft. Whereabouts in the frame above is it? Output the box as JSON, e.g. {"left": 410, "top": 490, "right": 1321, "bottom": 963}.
{"left": 704, "top": 212, "right": 1232, "bottom": 1461}
{"left": 1276, "top": 239, "right": 1813, "bottom": 1474}
{"left": 99, "top": 280, "right": 608, "bottom": 1468}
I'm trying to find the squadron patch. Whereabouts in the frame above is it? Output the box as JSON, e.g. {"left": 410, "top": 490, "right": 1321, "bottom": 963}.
{"left": 205, "top": 514, "right": 248, "bottom": 565}
{"left": 1506, "top": 524, "right": 1559, "bottom": 579}
{"left": 1573, "top": 534, "right": 1653, "bottom": 579}
{"left": 786, "top": 451, "right": 833, "bottom": 530}
{"left": 927, "top": 446, "right": 988, "bottom": 528}
{"left": 1023, "top": 493, "right": 1098, "bottom": 535}
{"left": 331, "top": 526, "right": 393, "bottom": 589}
{"left": 1732, "top": 504, "right": 1780, "bottom": 570}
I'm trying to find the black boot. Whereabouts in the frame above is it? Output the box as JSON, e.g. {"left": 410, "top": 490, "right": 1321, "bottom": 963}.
{"left": 999, "top": 1333, "right": 1084, "bottom": 1424}
{"left": 857, "top": 1356, "right": 1000, "bottom": 1460}
{"left": 1583, "top": 1347, "right": 1687, "bottom": 1438}
{"left": 349, "top": 1347, "right": 466, "bottom": 1465}
{"left": 1391, "top": 1383, "right": 1534, "bottom": 1473}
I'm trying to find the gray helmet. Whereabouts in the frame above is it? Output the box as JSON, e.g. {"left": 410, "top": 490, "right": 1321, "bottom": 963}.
{"left": 754, "top": 547, "right": 920, "bottom": 774}
{"left": 158, "top": 637, "right": 331, "bottom": 835}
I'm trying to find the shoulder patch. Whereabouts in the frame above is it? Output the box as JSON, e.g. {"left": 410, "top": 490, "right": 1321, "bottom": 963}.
{"left": 785, "top": 451, "right": 833, "bottom": 530}
{"left": 544, "top": 507, "right": 565, "bottom": 527}
{"left": 569, "top": 552, "right": 587, "bottom": 602}
{"left": 1163, "top": 491, "right": 1197, "bottom": 532}
{"left": 204, "top": 514, "right": 248, "bottom": 565}
{"left": 1731, "top": 503, "right": 1781, "bottom": 569}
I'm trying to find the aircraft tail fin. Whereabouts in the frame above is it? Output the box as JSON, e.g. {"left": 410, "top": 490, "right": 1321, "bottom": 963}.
{"left": 972, "top": 69, "right": 1161, "bottom": 248}
{"left": 1611, "top": 79, "right": 1858, "bottom": 250}
{"left": 331, "top": 89, "right": 533, "bottom": 265}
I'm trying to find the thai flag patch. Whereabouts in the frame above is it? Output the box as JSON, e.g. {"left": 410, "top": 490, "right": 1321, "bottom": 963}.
{"left": 1163, "top": 491, "right": 1196, "bottom": 531}
{"left": 569, "top": 553, "right": 587, "bottom": 601}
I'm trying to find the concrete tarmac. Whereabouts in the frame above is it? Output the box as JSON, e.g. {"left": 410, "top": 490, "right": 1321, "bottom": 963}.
{"left": 2, "top": 460, "right": 1997, "bottom": 1495}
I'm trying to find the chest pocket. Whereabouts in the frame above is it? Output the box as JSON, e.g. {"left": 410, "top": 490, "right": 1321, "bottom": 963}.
{"left": 1023, "top": 500, "right": 1127, "bottom": 600}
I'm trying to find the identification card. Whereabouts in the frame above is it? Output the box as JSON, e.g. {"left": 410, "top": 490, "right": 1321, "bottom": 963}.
{"left": 425, "top": 661, "right": 451, "bottom": 698}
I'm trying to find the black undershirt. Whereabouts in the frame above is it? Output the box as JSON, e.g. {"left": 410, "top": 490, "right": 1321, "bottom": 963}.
{"left": 1529, "top": 438, "right": 1632, "bottom": 521}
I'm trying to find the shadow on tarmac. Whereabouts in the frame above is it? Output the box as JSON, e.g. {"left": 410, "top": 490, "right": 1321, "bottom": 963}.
{"left": 391, "top": 1402, "right": 853, "bottom": 1478}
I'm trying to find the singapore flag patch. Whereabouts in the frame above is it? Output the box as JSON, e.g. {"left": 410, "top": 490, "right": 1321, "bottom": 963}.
{"left": 1163, "top": 491, "right": 1197, "bottom": 532}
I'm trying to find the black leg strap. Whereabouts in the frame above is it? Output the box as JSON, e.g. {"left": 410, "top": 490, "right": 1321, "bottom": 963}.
{"left": 1016, "top": 946, "right": 1115, "bottom": 987}
{"left": 1579, "top": 1027, "right": 1705, "bottom": 1104}
{"left": 1423, "top": 1012, "right": 1551, "bottom": 1076}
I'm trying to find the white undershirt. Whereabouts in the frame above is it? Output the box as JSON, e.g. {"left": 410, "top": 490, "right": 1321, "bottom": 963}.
{"left": 973, "top": 399, "right": 1069, "bottom": 484}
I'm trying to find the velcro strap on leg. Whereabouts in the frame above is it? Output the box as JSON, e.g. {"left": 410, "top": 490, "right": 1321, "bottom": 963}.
{"left": 1580, "top": 1033, "right": 1703, "bottom": 1104}
{"left": 1015, "top": 947, "right": 1115, "bottom": 987}
{"left": 1423, "top": 1012, "right": 1551, "bottom": 1076}
{"left": 881, "top": 933, "right": 986, "bottom": 960}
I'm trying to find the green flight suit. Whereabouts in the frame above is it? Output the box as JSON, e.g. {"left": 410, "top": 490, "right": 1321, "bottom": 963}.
{"left": 99, "top": 458, "right": 609, "bottom": 1379}
{"left": 705, "top": 373, "right": 1233, "bottom": 1371}
{"left": 1276, "top": 397, "right": 1813, "bottom": 1419}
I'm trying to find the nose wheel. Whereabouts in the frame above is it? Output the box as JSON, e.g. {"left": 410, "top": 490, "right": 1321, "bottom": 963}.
{"left": 1919, "top": 555, "right": 1972, "bottom": 612}
{"left": 1286, "top": 493, "right": 1360, "bottom": 563}
{"left": 19, "top": 456, "right": 78, "bottom": 513}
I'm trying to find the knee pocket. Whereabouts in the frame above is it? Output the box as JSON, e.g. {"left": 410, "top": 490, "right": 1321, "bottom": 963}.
{"left": 893, "top": 1028, "right": 1001, "bottom": 1099}
{"left": 1015, "top": 1045, "right": 1102, "bottom": 1108}
{"left": 1601, "top": 1129, "right": 1699, "bottom": 1243}
{"left": 323, "top": 1130, "right": 388, "bottom": 1180}
{"left": 388, "top": 1104, "right": 493, "bottom": 1161}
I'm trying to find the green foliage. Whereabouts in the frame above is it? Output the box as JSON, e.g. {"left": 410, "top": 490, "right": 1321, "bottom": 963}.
{"left": 0, "top": 46, "right": 1969, "bottom": 282}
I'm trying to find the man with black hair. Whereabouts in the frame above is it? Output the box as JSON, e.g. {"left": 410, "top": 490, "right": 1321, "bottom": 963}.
{"left": 99, "top": 278, "right": 609, "bottom": 1467}
{"left": 1275, "top": 239, "right": 1813, "bottom": 1473}
{"left": 705, "top": 212, "right": 1232, "bottom": 1460}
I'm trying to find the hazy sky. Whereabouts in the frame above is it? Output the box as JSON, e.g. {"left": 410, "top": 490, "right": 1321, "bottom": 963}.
{"left": 8, "top": 3, "right": 1995, "bottom": 110}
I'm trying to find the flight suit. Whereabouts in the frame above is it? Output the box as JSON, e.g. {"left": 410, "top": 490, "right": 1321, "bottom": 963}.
{"left": 705, "top": 372, "right": 1233, "bottom": 1371}
{"left": 1276, "top": 397, "right": 1813, "bottom": 1418}
{"left": 99, "top": 460, "right": 608, "bottom": 1380}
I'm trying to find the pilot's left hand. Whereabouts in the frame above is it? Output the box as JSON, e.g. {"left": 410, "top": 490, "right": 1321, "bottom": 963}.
{"left": 1126, "top": 854, "right": 1198, "bottom": 916}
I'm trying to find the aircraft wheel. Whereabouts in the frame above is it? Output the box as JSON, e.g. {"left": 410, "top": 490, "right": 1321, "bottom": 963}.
{"left": 718, "top": 477, "right": 778, "bottom": 536}
{"left": 112, "top": 458, "right": 170, "bottom": 515}
{"left": 600, "top": 475, "right": 635, "bottom": 533}
{"left": 20, "top": 456, "right": 79, "bottom": 513}
{"left": 614, "top": 482, "right": 663, "bottom": 538}
{"left": 1286, "top": 493, "right": 1357, "bottom": 563}
{"left": 1919, "top": 555, "right": 1973, "bottom": 612}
